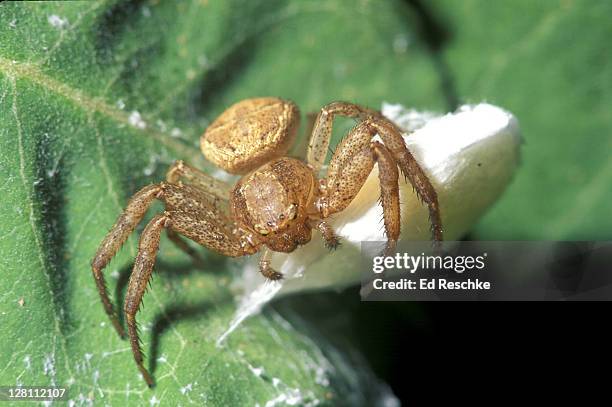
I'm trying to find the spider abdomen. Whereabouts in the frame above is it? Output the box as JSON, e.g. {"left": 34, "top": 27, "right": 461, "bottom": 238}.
{"left": 201, "top": 97, "right": 300, "bottom": 174}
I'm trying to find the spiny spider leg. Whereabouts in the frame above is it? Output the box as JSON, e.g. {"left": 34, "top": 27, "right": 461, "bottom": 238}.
{"left": 125, "top": 213, "right": 168, "bottom": 387}
{"left": 306, "top": 102, "right": 443, "bottom": 244}
{"left": 317, "top": 121, "right": 401, "bottom": 253}
{"left": 166, "top": 159, "right": 231, "bottom": 200}
{"left": 92, "top": 184, "right": 162, "bottom": 338}
{"left": 259, "top": 249, "right": 283, "bottom": 280}
{"left": 307, "top": 218, "right": 341, "bottom": 250}
{"left": 93, "top": 182, "right": 257, "bottom": 386}
{"left": 126, "top": 184, "right": 254, "bottom": 386}
{"left": 371, "top": 140, "right": 400, "bottom": 254}
{"left": 165, "top": 160, "right": 232, "bottom": 264}
{"left": 307, "top": 101, "right": 380, "bottom": 173}
{"left": 367, "top": 119, "right": 443, "bottom": 243}
{"left": 161, "top": 183, "right": 256, "bottom": 256}
{"left": 319, "top": 120, "right": 376, "bottom": 213}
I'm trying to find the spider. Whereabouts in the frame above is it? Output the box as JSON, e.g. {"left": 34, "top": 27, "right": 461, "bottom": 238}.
{"left": 92, "top": 97, "right": 443, "bottom": 386}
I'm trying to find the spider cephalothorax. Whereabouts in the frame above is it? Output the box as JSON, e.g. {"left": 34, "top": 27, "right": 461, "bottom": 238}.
{"left": 231, "top": 157, "right": 316, "bottom": 253}
{"left": 92, "top": 97, "right": 443, "bottom": 386}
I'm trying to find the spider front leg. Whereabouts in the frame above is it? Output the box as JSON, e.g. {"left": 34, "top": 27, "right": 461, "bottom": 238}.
{"left": 371, "top": 141, "right": 400, "bottom": 253}
{"left": 317, "top": 121, "right": 401, "bottom": 253}
{"left": 366, "top": 119, "right": 443, "bottom": 243}
{"left": 307, "top": 101, "right": 381, "bottom": 173}
{"left": 307, "top": 102, "right": 443, "bottom": 244}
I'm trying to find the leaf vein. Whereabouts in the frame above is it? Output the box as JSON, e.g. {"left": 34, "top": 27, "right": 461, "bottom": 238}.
{"left": 0, "top": 57, "right": 199, "bottom": 163}
{"left": 11, "top": 75, "right": 75, "bottom": 384}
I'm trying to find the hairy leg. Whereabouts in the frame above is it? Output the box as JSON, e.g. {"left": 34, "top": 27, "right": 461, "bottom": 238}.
{"left": 307, "top": 102, "right": 442, "bottom": 243}
{"left": 308, "top": 219, "right": 341, "bottom": 250}
{"left": 122, "top": 183, "right": 254, "bottom": 386}
{"left": 166, "top": 160, "right": 231, "bottom": 201}
{"left": 367, "top": 119, "right": 443, "bottom": 243}
{"left": 92, "top": 184, "right": 162, "bottom": 337}
{"left": 259, "top": 249, "right": 283, "bottom": 280}
{"left": 124, "top": 214, "right": 168, "bottom": 387}
{"left": 165, "top": 162, "right": 235, "bottom": 262}
{"left": 319, "top": 121, "right": 377, "bottom": 217}
{"left": 161, "top": 183, "right": 256, "bottom": 257}
{"left": 307, "top": 101, "right": 380, "bottom": 173}
{"left": 320, "top": 122, "right": 402, "bottom": 252}
{"left": 371, "top": 141, "right": 400, "bottom": 254}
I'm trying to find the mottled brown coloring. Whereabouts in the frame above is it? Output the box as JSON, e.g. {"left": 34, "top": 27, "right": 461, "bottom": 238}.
{"left": 92, "top": 97, "right": 443, "bottom": 386}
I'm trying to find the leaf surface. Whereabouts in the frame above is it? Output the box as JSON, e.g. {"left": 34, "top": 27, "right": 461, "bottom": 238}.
{"left": 0, "top": 0, "right": 438, "bottom": 405}
{"left": 431, "top": 0, "right": 612, "bottom": 239}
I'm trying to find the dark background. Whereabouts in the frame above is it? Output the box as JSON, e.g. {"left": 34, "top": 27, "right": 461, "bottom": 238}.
{"left": 276, "top": 291, "right": 609, "bottom": 403}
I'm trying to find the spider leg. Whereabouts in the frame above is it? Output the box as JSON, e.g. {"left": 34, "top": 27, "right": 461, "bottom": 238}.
{"left": 320, "top": 121, "right": 377, "bottom": 217}
{"left": 292, "top": 112, "right": 319, "bottom": 160}
{"left": 307, "top": 101, "right": 380, "bottom": 173}
{"left": 306, "top": 102, "right": 442, "bottom": 244}
{"left": 92, "top": 184, "right": 162, "bottom": 338}
{"left": 371, "top": 141, "right": 400, "bottom": 254}
{"left": 165, "top": 160, "right": 233, "bottom": 263}
{"left": 122, "top": 183, "right": 256, "bottom": 386}
{"left": 166, "top": 159, "right": 231, "bottom": 201}
{"left": 305, "top": 112, "right": 318, "bottom": 140}
{"left": 367, "top": 119, "right": 443, "bottom": 243}
{"left": 162, "top": 183, "right": 256, "bottom": 257}
{"left": 320, "top": 121, "right": 402, "bottom": 252}
{"left": 124, "top": 213, "right": 168, "bottom": 387}
{"left": 308, "top": 219, "right": 341, "bottom": 250}
{"left": 259, "top": 249, "right": 283, "bottom": 280}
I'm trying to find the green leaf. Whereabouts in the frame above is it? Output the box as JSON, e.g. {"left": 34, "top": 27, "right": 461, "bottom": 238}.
{"left": 0, "top": 0, "right": 443, "bottom": 405}
{"left": 430, "top": 0, "right": 612, "bottom": 239}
